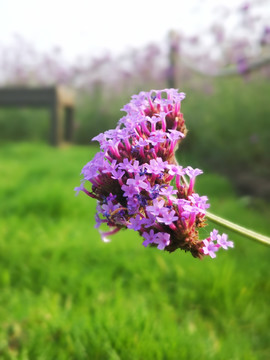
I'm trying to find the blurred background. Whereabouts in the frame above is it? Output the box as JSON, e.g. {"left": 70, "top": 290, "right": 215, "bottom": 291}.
{"left": 0, "top": 0, "right": 269, "bottom": 196}
{"left": 0, "top": 0, "right": 270, "bottom": 359}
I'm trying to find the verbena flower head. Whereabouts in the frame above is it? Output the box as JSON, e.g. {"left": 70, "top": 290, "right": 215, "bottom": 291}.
{"left": 76, "top": 89, "right": 233, "bottom": 259}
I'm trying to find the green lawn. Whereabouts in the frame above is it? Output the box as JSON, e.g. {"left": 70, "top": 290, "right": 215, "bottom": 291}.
{"left": 0, "top": 143, "right": 269, "bottom": 360}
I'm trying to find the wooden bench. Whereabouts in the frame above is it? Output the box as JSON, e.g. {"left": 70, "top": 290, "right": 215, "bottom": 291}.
{"left": 0, "top": 86, "right": 75, "bottom": 146}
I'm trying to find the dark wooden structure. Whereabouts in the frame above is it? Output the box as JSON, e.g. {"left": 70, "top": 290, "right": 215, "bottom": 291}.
{"left": 0, "top": 86, "right": 75, "bottom": 146}
{"left": 168, "top": 31, "right": 180, "bottom": 89}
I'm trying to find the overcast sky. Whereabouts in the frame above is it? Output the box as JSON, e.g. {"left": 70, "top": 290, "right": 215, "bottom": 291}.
{"left": 0, "top": 0, "right": 262, "bottom": 60}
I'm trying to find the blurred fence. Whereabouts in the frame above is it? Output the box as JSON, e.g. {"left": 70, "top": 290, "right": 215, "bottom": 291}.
{"left": 0, "top": 86, "right": 75, "bottom": 146}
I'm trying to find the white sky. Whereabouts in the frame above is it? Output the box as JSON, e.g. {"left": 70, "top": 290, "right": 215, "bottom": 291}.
{"left": 0, "top": 0, "right": 262, "bottom": 61}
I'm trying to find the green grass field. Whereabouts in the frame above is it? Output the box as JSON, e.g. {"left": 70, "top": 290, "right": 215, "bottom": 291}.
{"left": 0, "top": 143, "right": 269, "bottom": 360}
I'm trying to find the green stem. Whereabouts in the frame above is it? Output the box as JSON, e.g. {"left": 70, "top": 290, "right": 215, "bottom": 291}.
{"left": 206, "top": 211, "right": 270, "bottom": 246}
{"left": 180, "top": 172, "right": 270, "bottom": 246}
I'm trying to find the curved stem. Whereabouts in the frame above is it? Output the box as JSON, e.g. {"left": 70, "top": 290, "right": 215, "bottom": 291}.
{"left": 206, "top": 211, "right": 270, "bottom": 247}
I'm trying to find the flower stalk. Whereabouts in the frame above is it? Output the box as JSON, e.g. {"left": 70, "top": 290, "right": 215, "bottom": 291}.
{"left": 180, "top": 173, "right": 270, "bottom": 246}
{"left": 206, "top": 211, "right": 270, "bottom": 246}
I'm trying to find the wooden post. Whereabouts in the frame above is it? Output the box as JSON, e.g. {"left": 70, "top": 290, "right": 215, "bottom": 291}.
{"left": 168, "top": 30, "right": 180, "bottom": 89}
{"left": 65, "top": 107, "right": 74, "bottom": 142}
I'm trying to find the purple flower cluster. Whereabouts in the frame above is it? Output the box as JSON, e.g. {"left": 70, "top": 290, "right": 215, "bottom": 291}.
{"left": 75, "top": 89, "right": 233, "bottom": 259}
